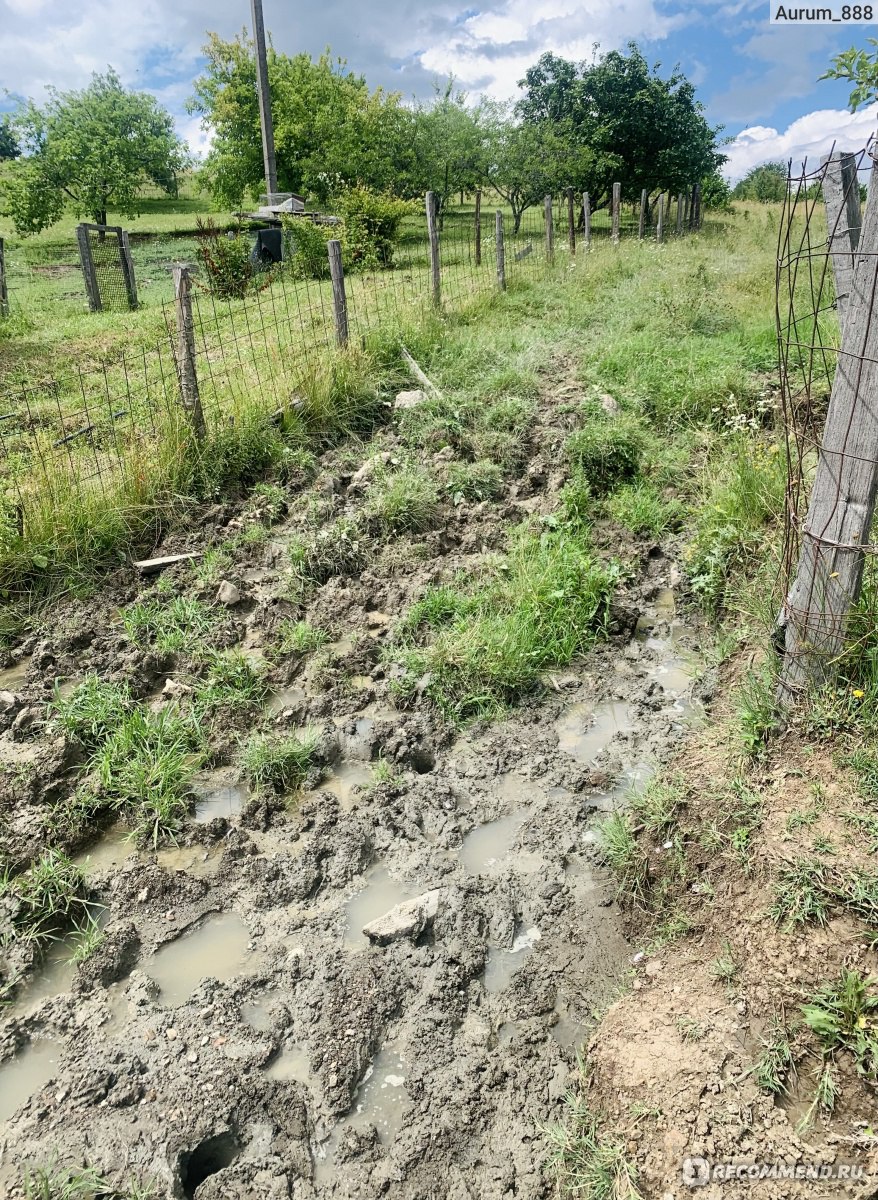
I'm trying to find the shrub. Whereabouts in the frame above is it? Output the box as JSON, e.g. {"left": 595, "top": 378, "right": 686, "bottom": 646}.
{"left": 195, "top": 218, "right": 253, "bottom": 300}
{"left": 282, "top": 216, "right": 334, "bottom": 279}
{"left": 335, "top": 186, "right": 410, "bottom": 269}
{"left": 565, "top": 417, "right": 644, "bottom": 496}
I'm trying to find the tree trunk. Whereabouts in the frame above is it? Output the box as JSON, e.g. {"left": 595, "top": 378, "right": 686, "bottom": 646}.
{"left": 513, "top": 208, "right": 523, "bottom": 235}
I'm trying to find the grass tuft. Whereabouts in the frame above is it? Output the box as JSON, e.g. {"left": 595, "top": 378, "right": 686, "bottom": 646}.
{"left": 241, "top": 730, "right": 318, "bottom": 794}
{"left": 544, "top": 1093, "right": 641, "bottom": 1199}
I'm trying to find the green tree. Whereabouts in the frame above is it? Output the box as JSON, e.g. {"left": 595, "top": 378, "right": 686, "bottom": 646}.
{"left": 190, "top": 34, "right": 417, "bottom": 207}
{"left": 731, "top": 162, "right": 787, "bottom": 203}
{"left": 821, "top": 39, "right": 878, "bottom": 110}
{"left": 482, "top": 101, "right": 594, "bottom": 232}
{"left": 1, "top": 70, "right": 187, "bottom": 233}
{"left": 700, "top": 169, "right": 732, "bottom": 211}
{"left": 406, "top": 83, "right": 486, "bottom": 220}
{"left": 0, "top": 116, "right": 19, "bottom": 161}
{"left": 516, "top": 44, "right": 724, "bottom": 208}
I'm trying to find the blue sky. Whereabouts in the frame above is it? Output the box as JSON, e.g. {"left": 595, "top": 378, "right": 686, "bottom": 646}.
{"left": 1, "top": 0, "right": 877, "bottom": 180}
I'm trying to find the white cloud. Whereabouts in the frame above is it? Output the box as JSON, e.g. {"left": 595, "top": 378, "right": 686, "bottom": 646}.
{"left": 419, "top": 0, "right": 686, "bottom": 97}
{"left": 724, "top": 103, "right": 878, "bottom": 181}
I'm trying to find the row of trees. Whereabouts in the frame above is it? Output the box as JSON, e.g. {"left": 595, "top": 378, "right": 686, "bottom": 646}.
{"left": 0, "top": 40, "right": 727, "bottom": 235}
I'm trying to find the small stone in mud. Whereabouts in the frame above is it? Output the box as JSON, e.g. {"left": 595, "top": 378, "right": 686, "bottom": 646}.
{"left": 0, "top": 689, "right": 18, "bottom": 710}
{"left": 362, "top": 888, "right": 443, "bottom": 945}
{"left": 166, "top": 1028, "right": 179, "bottom": 1041}
{"left": 394, "top": 389, "right": 426, "bottom": 410}
{"left": 216, "top": 580, "right": 242, "bottom": 607}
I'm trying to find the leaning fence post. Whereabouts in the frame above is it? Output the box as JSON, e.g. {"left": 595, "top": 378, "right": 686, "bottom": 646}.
{"left": 656, "top": 194, "right": 665, "bottom": 243}
{"left": 327, "top": 239, "right": 349, "bottom": 347}
{"left": 779, "top": 151, "right": 878, "bottom": 700}
{"left": 474, "top": 189, "right": 482, "bottom": 267}
{"left": 119, "top": 229, "right": 138, "bottom": 310}
{"left": 676, "top": 193, "right": 684, "bottom": 236}
{"left": 566, "top": 188, "right": 576, "bottom": 256}
{"left": 544, "top": 194, "right": 554, "bottom": 262}
{"left": 425, "top": 192, "right": 441, "bottom": 307}
{"left": 76, "top": 224, "right": 101, "bottom": 312}
{"left": 611, "top": 182, "right": 621, "bottom": 245}
{"left": 822, "top": 151, "right": 862, "bottom": 333}
{"left": 495, "top": 210, "right": 506, "bottom": 291}
{"left": 583, "top": 193, "right": 591, "bottom": 249}
{"left": 0, "top": 238, "right": 8, "bottom": 318}
{"left": 172, "top": 265, "right": 205, "bottom": 442}
{"left": 638, "top": 189, "right": 648, "bottom": 240}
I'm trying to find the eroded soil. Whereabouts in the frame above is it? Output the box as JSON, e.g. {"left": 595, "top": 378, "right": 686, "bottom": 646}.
{"left": 0, "top": 365, "right": 709, "bottom": 1198}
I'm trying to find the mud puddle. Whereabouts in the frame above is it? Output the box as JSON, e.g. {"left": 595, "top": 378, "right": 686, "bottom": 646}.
{"left": 483, "top": 926, "right": 542, "bottom": 993}
{"left": 0, "top": 657, "right": 31, "bottom": 690}
{"left": 556, "top": 700, "right": 633, "bottom": 764}
{"left": 312, "top": 760, "right": 373, "bottom": 808}
{"left": 144, "top": 913, "right": 254, "bottom": 1006}
{"left": 0, "top": 1038, "right": 62, "bottom": 1124}
{"left": 343, "top": 867, "right": 414, "bottom": 950}
{"left": 191, "top": 770, "right": 249, "bottom": 823}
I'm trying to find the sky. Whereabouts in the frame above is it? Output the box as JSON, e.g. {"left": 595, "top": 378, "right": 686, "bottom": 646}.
{"left": 1, "top": 0, "right": 877, "bottom": 181}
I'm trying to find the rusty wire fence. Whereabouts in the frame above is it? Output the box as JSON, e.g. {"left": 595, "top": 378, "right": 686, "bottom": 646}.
{"left": 0, "top": 186, "right": 702, "bottom": 568}
{"left": 776, "top": 140, "right": 878, "bottom": 696}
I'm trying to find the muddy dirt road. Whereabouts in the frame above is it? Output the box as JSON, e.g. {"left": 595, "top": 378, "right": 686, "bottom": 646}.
{"left": 0, "top": 379, "right": 708, "bottom": 1198}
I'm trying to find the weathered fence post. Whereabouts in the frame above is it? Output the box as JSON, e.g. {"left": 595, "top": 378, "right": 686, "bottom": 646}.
{"left": 495, "top": 211, "right": 506, "bottom": 291}
{"left": 693, "top": 183, "right": 702, "bottom": 230}
{"left": 327, "top": 239, "right": 348, "bottom": 347}
{"left": 687, "top": 188, "right": 695, "bottom": 231}
{"left": 172, "top": 265, "right": 205, "bottom": 442}
{"left": 119, "top": 229, "right": 138, "bottom": 310}
{"left": 544, "top": 194, "right": 554, "bottom": 263}
{"left": 779, "top": 152, "right": 878, "bottom": 700}
{"left": 656, "top": 194, "right": 665, "bottom": 243}
{"left": 426, "top": 192, "right": 441, "bottom": 307}
{"left": 611, "top": 182, "right": 621, "bottom": 245}
{"left": 567, "top": 188, "right": 576, "bottom": 256}
{"left": 583, "top": 193, "right": 591, "bottom": 250}
{"left": 638, "top": 189, "right": 648, "bottom": 240}
{"left": 474, "top": 189, "right": 482, "bottom": 267}
{"left": 676, "top": 193, "right": 684, "bottom": 236}
{"left": 822, "top": 151, "right": 862, "bottom": 333}
{"left": 76, "top": 224, "right": 101, "bottom": 312}
{"left": 0, "top": 238, "right": 8, "bottom": 318}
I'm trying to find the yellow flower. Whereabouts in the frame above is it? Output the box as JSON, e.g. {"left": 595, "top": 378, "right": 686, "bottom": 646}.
{"left": 853, "top": 689, "right": 865, "bottom": 699}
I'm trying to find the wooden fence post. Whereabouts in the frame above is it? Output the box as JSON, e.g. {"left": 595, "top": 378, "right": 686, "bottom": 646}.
{"left": 693, "top": 183, "right": 702, "bottom": 230}
{"left": 567, "top": 188, "right": 576, "bottom": 256}
{"left": 638, "top": 189, "right": 648, "bottom": 240}
{"left": 496, "top": 211, "right": 506, "bottom": 291}
{"left": 656, "top": 194, "right": 665, "bottom": 243}
{"left": 544, "top": 194, "right": 554, "bottom": 262}
{"left": 687, "top": 188, "right": 695, "bottom": 231}
{"left": 327, "top": 239, "right": 349, "bottom": 347}
{"left": 426, "top": 192, "right": 441, "bottom": 307}
{"left": 474, "top": 189, "right": 482, "bottom": 267}
{"left": 822, "top": 151, "right": 862, "bottom": 333}
{"left": 76, "top": 224, "right": 101, "bottom": 312}
{"left": 119, "top": 229, "right": 138, "bottom": 310}
{"left": 676, "top": 193, "right": 684, "bottom": 236}
{"left": 173, "top": 265, "right": 205, "bottom": 442}
{"left": 583, "top": 193, "right": 591, "bottom": 249}
{"left": 0, "top": 238, "right": 8, "bottom": 318}
{"left": 611, "top": 182, "right": 621, "bottom": 245}
{"left": 779, "top": 152, "right": 878, "bottom": 700}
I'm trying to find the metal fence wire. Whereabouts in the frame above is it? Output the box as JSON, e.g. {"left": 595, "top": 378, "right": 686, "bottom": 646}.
{"left": 0, "top": 186, "right": 703, "bottom": 549}
{"left": 776, "top": 140, "right": 878, "bottom": 695}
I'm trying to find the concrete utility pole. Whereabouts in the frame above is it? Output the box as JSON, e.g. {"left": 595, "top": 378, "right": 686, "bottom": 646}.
{"left": 250, "top": 0, "right": 278, "bottom": 198}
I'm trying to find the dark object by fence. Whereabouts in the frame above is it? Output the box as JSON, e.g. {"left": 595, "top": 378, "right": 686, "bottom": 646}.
{"left": 173, "top": 265, "right": 205, "bottom": 441}
{"left": 76, "top": 223, "right": 138, "bottom": 312}
{"left": 514, "top": 245, "right": 533, "bottom": 262}
{"left": 252, "top": 228, "right": 283, "bottom": 267}
{"left": 496, "top": 211, "right": 506, "bottom": 291}
{"left": 327, "top": 240, "right": 348, "bottom": 347}
{"left": 0, "top": 238, "right": 8, "bottom": 318}
{"left": 611, "top": 183, "right": 621, "bottom": 245}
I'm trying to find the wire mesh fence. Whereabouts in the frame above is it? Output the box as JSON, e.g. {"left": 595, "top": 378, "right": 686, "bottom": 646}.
{"left": 776, "top": 140, "right": 878, "bottom": 697}
{"left": 0, "top": 185, "right": 704, "bottom": 556}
